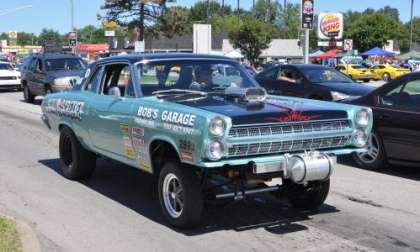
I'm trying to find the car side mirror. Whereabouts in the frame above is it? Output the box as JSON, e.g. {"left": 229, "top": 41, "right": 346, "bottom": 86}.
{"left": 109, "top": 87, "right": 121, "bottom": 97}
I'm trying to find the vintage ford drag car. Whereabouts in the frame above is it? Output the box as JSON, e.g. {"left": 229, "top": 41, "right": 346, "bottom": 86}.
{"left": 41, "top": 54, "right": 372, "bottom": 228}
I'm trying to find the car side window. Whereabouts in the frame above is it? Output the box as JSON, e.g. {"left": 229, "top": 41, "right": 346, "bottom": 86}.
{"left": 277, "top": 68, "right": 302, "bottom": 84}
{"left": 29, "top": 58, "right": 38, "bottom": 71}
{"left": 380, "top": 85, "right": 403, "bottom": 107}
{"left": 395, "top": 78, "right": 420, "bottom": 111}
{"left": 260, "top": 67, "right": 279, "bottom": 80}
{"left": 100, "top": 63, "right": 133, "bottom": 97}
{"left": 84, "top": 66, "right": 103, "bottom": 93}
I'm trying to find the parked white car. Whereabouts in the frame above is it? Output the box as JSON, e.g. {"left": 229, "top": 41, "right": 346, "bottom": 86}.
{"left": 0, "top": 61, "right": 21, "bottom": 90}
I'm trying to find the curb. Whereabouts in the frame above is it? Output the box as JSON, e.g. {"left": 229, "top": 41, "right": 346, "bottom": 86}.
{"left": 1, "top": 215, "right": 41, "bottom": 252}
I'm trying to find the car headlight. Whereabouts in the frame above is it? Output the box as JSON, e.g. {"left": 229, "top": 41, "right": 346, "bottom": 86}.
{"left": 331, "top": 91, "right": 350, "bottom": 101}
{"left": 54, "top": 76, "right": 80, "bottom": 87}
{"left": 354, "top": 130, "right": 369, "bottom": 147}
{"left": 207, "top": 140, "right": 224, "bottom": 161}
{"left": 355, "top": 109, "right": 370, "bottom": 128}
{"left": 209, "top": 117, "right": 226, "bottom": 137}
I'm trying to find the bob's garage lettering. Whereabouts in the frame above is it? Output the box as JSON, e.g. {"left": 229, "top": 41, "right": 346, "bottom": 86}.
{"left": 161, "top": 111, "right": 196, "bottom": 126}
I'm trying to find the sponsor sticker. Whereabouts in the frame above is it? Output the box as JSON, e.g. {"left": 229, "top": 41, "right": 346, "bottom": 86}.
{"left": 132, "top": 127, "right": 144, "bottom": 137}
{"left": 46, "top": 98, "right": 85, "bottom": 120}
{"left": 162, "top": 123, "right": 198, "bottom": 135}
{"left": 120, "top": 124, "right": 130, "bottom": 135}
{"left": 123, "top": 136, "right": 132, "bottom": 148}
{"left": 124, "top": 147, "right": 136, "bottom": 159}
{"left": 139, "top": 160, "right": 152, "bottom": 172}
{"left": 132, "top": 138, "right": 145, "bottom": 148}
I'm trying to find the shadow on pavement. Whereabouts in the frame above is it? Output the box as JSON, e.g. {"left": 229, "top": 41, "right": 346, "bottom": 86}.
{"left": 339, "top": 156, "right": 420, "bottom": 182}
{"left": 39, "top": 158, "right": 339, "bottom": 236}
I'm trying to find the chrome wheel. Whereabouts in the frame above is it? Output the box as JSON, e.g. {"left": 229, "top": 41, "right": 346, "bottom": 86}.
{"left": 162, "top": 173, "right": 184, "bottom": 218}
{"left": 357, "top": 133, "right": 380, "bottom": 164}
{"left": 383, "top": 73, "right": 390, "bottom": 82}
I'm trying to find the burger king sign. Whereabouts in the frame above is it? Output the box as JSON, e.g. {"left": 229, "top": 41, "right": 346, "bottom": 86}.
{"left": 318, "top": 12, "right": 343, "bottom": 40}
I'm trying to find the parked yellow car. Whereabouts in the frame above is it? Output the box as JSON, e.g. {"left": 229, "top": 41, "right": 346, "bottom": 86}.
{"left": 370, "top": 64, "right": 411, "bottom": 81}
{"left": 336, "top": 64, "right": 373, "bottom": 82}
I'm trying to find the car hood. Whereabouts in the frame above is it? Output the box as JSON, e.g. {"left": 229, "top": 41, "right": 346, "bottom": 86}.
{"left": 315, "top": 82, "right": 375, "bottom": 96}
{"left": 46, "top": 70, "right": 84, "bottom": 78}
{"left": 175, "top": 95, "right": 348, "bottom": 125}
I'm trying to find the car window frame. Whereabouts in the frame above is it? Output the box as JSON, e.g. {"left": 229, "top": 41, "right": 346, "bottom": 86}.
{"left": 258, "top": 66, "right": 280, "bottom": 81}
{"left": 98, "top": 61, "right": 138, "bottom": 98}
{"left": 376, "top": 75, "right": 418, "bottom": 111}
{"left": 394, "top": 76, "right": 420, "bottom": 112}
{"left": 83, "top": 65, "right": 104, "bottom": 93}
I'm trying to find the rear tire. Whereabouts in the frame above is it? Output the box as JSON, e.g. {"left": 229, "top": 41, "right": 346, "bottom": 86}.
{"left": 285, "top": 179, "right": 330, "bottom": 210}
{"left": 23, "top": 85, "right": 35, "bottom": 103}
{"left": 158, "top": 161, "right": 203, "bottom": 228}
{"left": 363, "top": 79, "right": 370, "bottom": 83}
{"left": 59, "top": 126, "right": 96, "bottom": 180}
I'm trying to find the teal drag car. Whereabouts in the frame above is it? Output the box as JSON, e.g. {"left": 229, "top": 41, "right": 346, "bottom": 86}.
{"left": 41, "top": 54, "right": 372, "bottom": 228}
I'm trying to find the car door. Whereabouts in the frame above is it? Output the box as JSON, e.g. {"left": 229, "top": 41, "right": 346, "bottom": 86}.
{"left": 374, "top": 75, "right": 420, "bottom": 162}
{"left": 88, "top": 62, "right": 138, "bottom": 160}
{"left": 32, "top": 58, "right": 47, "bottom": 95}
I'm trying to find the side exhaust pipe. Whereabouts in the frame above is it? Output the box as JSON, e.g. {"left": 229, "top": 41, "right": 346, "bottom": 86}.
{"left": 284, "top": 152, "right": 335, "bottom": 184}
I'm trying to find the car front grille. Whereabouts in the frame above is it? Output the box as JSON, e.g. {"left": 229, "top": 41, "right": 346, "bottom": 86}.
{"left": 228, "top": 120, "right": 350, "bottom": 138}
{"left": 226, "top": 120, "right": 353, "bottom": 157}
{"left": 227, "top": 135, "right": 351, "bottom": 157}
{"left": 0, "top": 76, "right": 17, "bottom": 80}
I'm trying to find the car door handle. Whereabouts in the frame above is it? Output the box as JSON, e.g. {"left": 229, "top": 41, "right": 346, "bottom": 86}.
{"left": 378, "top": 114, "right": 391, "bottom": 120}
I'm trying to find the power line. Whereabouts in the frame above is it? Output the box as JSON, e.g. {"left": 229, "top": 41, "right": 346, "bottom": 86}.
{"left": 0, "top": 5, "right": 32, "bottom": 17}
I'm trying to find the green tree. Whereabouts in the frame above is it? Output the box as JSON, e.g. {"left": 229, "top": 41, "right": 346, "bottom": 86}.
{"left": 38, "top": 29, "right": 65, "bottom": 45}
{"left": 252, "top": 0, "right": 281, "bottom": 24}
{"left": 77, "top": 25, "right": 107, "bottom": 44}
{"left": 275, "top": 3, "right": 300, "bottom": 39}
{"left": 152, "top": 7, "right": 189, "bottom": 38}
{"left": 99, "top": 0, "right": 168, "bottom": 40}
{"left": 16, "top": 32, "right": 37, "bottom": 46}
{"left": 189, "top": 0, "right": 232, "bottom": 23}
{"left": 346, "top": 13, "right": 406, "bottom": 52}
{"left": 228, "top": 18, "right": 273, "bottom": 66}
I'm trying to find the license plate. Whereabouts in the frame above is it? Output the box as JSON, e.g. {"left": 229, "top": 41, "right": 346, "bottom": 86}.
{"left": 253, "top": 161, "right": 285, "bottom": 174}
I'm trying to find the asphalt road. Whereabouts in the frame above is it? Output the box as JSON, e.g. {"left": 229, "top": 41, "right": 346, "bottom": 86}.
{"left": 0, "top": 90, "right": 420, "bottom": 252}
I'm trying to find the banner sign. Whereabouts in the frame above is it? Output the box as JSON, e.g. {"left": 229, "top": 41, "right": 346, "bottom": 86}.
{"left": 344, "top": 39, "right": 353, "bottom": 51}
{"left": 318, "top": 12, "right": 343, "bottom": 39}
{"left": 301, "top": 0, "right": 314, "bottom": 29}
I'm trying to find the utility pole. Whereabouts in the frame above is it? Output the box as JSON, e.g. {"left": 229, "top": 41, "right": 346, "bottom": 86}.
{"left": 409, "top": 0, "right": 415, "bottom": 50}
{"left": 304, "top": 29, "right": 309, "bottom": 64}
{"left": 139, "top": 1, "right": 145, "bottom": 41}
{"left": 266, "top": 0, "right": 271, "bottom": 23}
{"left": 221, "top": 0, "right": 225, "bottom": 36}
{"left": 207, "top": 0, "right": 210, "bottom": 23}
{"left": 70, "top": 0, "right": 74, "bottom": 31}
{"left": 237, "top": 0, "right": 240, "bottom": 21}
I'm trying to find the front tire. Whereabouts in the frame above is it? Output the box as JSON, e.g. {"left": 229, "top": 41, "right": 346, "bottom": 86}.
{"left": 158, "top": 161, "right": 203, "bottom": 228}
{"left": 59, "top": 126, "right": 96, "bottom": 180}
{"left": 285, "top": 179, "right": 330, "bottom": 210}
{"left": 352, "top": 131, "right": 387, "bottom": 170}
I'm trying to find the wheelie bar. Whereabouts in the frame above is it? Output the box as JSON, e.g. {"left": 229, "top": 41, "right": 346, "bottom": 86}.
{"left": 214, "top": 186, "right": 280, "bottom": 200}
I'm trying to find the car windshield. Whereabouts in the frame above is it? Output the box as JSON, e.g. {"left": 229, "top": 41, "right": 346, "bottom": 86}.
{"left": 45, "top": 58, "right": 86, "bottom": 71}
{"left": 0, "top": 63, "right": 13, "bottom": 70}
{"left": 302, "top": 67, "right": 354, "bottom": 83}
{"left": 137, "top": 60, "right": 258, "bottom": 96}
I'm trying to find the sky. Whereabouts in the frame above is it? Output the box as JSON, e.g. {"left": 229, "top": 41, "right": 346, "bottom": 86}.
{"left": 0, "top": 0, "right": 418, "bottom": 35}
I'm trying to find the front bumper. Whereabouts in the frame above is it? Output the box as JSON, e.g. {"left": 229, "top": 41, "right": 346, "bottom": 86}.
{"left": 198, "top": 147, "right": 366, "bottom": 168}
{"left": 51, "top": 84, "right": 72, "bottom": 92}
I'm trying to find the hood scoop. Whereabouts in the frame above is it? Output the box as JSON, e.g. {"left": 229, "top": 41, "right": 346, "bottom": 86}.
{"left": 224, "top": 87, "right": 267, "bottom": 105}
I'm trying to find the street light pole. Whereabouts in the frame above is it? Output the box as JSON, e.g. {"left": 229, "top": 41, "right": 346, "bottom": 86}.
{"left": 409, "top": 0, "right": 414, "bottom": 50}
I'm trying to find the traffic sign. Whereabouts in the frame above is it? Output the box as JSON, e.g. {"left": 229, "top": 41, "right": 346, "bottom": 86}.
{"left": 344, "top": 39, "right": 353, "bottom": 51}
{"left": 68, "top": 31, "right": 77, "bottom": 47}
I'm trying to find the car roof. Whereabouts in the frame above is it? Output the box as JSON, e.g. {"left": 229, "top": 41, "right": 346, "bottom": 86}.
{"left": 32, "top": 53, "right": 81, "bottom": 60}
{"left": 286, "top": 64, "right": 336, "bottom": 70}
{"left": 93, "top": 53, "right": 237, "bottom": 65}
